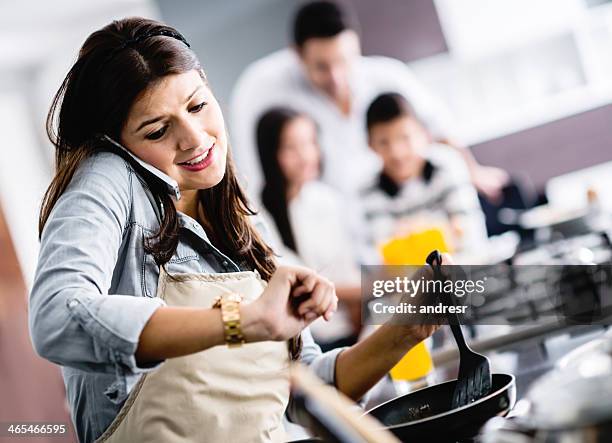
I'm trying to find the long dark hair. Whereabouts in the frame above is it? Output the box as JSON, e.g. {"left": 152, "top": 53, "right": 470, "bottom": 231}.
{"left": 256, "top": 107, "right": 303, "bottom": 253}
{"left": 41, "top": 17, "right": 301, "bottom": 359}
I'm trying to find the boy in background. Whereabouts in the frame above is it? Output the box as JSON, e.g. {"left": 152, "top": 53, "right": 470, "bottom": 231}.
{"left": 361, "top": 92, "right": 488, "bottom": 260}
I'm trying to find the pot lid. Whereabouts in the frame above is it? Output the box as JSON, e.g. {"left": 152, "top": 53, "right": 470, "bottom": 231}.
{"left": 526, "top": 331, "right": 612, "bottom": 429}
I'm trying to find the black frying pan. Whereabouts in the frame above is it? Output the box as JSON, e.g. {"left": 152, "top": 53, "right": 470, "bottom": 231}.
{"left": 291, "top": 374, "right": 515, "bottom": 442}
{"left": 364, "top": 373, "right": 516, "bottom": 442}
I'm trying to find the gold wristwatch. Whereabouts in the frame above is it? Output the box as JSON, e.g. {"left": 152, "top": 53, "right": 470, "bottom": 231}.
{"left": 212, "top": 293, "right": 245, "bottom": 347}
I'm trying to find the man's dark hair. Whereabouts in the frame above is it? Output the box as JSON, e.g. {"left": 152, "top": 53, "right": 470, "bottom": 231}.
{"left": 366, "top": 92, "right": 418, "bottom": 131}
{"left": 292, "top": 1, "right": 357, "bottom": 47}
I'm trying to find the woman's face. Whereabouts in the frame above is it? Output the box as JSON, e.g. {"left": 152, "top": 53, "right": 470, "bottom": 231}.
{"left": 277, "top": 116, "right": 321, "bottom": 187}
{"left": 121, "top": 69, "right": 227, "bottom": 193}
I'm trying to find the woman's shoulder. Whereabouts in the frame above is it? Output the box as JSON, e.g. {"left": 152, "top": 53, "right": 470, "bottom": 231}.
{"left": 74, "top": 150, "right": 134, "bottom": 184}
{"left": 65, "top": 150, "right": 136, "bottom": 213}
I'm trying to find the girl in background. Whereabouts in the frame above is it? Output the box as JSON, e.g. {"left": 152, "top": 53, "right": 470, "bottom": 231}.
{"left": 257, "top": 107, "right": 362, "bottom": 350}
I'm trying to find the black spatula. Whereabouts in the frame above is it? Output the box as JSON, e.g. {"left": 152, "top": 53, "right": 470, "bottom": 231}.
{"left": 426, "top": 250, "right": 492, "bottom": 408}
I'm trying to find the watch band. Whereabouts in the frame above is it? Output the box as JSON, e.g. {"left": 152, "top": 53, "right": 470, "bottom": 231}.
{"left": 213, "top": 293, "right": 244, "bottom": 347}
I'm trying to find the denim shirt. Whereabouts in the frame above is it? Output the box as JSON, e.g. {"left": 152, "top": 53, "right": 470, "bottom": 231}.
{"left": 28, "top": 151, "right": 345, "bottom": 443}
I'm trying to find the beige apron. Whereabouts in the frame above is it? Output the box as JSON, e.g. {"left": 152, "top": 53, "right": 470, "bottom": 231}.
{"left": 96, "top": 267, "right": 291, "bottom": 443}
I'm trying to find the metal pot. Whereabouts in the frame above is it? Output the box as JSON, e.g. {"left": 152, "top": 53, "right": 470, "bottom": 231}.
{"left": 481, "top": 329, "right": 612, "bottom": 442}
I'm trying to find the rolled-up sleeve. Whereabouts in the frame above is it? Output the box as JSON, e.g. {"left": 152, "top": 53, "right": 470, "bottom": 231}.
{"left": 298, "top": 328, "right": 345, "bottom": 386}
{"left": 29, "top": 154, "right": 166, "bottom": 377}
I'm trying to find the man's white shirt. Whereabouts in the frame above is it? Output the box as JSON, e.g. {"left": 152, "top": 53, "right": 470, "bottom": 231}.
{"left": 229, "top": 48, "right": 455, "bottom": 200}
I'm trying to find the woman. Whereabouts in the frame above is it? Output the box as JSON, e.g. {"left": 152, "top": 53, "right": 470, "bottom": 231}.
{"left": 256, "top": 107, "right": 363, "bottom": 350}
{"left": 29, "top": 18, "right": 438, "bottom": 443}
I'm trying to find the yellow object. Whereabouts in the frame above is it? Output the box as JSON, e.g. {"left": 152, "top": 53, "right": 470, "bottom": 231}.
{"left": 389, "top": 341, "right": 433, "bottom": 381}
{"left": 380, "top": 228, "right": 449, "bottom": 381}
{"left": 380, "top": 228, "right": 449, "bottom": 265}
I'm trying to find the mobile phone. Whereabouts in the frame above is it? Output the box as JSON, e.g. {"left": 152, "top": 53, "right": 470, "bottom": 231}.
{"left": 100, "top": 134, "right": 181, "bottom": 200}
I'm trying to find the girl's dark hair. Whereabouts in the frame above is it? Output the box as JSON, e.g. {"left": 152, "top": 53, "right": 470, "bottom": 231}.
{"left": 41, "top": 17, "right": 301, "bottom": 359}
{"left": 366, "top": 92, "right": 417, "bottom": 131}
{"left": 256, "top": 107, "right": 304, "bottom": 253}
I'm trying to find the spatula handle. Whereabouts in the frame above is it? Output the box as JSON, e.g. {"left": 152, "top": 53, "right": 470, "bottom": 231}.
{"left": 426, "top": 250, "right": 470, "bottom": 352}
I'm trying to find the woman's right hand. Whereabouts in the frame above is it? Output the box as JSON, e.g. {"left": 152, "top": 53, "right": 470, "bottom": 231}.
{"left": 241, "top": 266, "right": 338, "bottom": 342}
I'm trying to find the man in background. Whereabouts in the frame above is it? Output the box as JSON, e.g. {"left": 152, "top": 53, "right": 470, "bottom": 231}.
{"left": 230, "top": 0, "right": 507, "bottom": 201}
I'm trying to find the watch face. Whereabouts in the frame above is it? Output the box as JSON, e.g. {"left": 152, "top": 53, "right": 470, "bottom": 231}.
{"left": 225, "top": 293, "right": 243, "bottom": 303}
